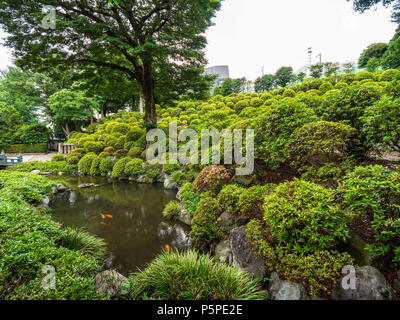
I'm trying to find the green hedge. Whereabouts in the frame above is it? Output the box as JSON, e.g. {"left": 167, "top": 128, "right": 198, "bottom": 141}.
{"left": 5, "top": 143, "right": 48, "bottom": 153}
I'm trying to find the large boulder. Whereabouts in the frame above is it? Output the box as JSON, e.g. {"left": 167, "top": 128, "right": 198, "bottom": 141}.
{"left": 232, "top": 175, "right": 254, "bottom": 187}
{"left": 215, "top": 240, "right": 233, "bottom": 264}
{"left": 230, "top": 225, "right": 267, "bottom": 280}
{"left": 269, "top": 272, "right": 309, "bottom": 300}
{"left": 178, "top": 207, "right": 192, "bottom": 226}
{"left": 137, "top": 175, "right": 154, "bottom": 184}
{"left": 332, "top": 266, "right": 395, "bottom": 300}
{"left": 347, "top": 231, "right": 382, "bottom": 267}
{"left": 164, "top": 177, "right": 177, "bottom": 190}
{"left": 218, "top": 212, "right": 250, "bottom": 233}
{"left": 94, "top": 270, "right": 128, "bottom": 299}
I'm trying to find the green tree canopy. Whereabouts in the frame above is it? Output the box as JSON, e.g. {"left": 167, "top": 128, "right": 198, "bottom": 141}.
{"left": 254, "top": 74, "right": 276, "bottom": 92}
{"left": 274, "top": 66, "right": 294, "bottom": 88}
{"left": 358, "top": 43, "right": 388, "bottom": 68}
{"left": 0, "top": 0, "right": 221, "bottom": 126}
{"left": 49, "top": 89, "right": 99, "bottom": 138}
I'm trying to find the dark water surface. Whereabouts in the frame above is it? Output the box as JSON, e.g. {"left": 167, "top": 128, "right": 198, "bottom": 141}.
{"left": 50, "top": 176, "right": 191, "bottom": 276}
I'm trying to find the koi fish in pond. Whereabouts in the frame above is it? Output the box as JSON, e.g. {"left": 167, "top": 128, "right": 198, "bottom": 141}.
{"left": 164, "top": 244, "right": 171, "bottom": 253}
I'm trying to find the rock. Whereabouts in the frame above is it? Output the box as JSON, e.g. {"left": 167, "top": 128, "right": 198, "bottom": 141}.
{"left": 30, "top": 170, "right": 41, "bottom": 175}
{"left": 232, "top": 175, "right": 254, "bottom": 187}
{"left": 94, "top": 270, "right": 128, "bottom": 299}
{"left": 393, "top": 279, "right": 400, "bottom": 293}
{"left": 178, "top": 207, "right": 192, "bottom": 226}
{"left": 218, "top": 212, "right": 250, "bottom": 233}
{"left": 269, "top": 272, "right": 309, "bottom": 300}
{"left": 56, "top": 183, "right": 67, "bottom": 192}
{"left": 230, "top": 225, "right": 267, "bottom": 280}
{"left": 347, "top": 231, "right": 381, "bottom": 267}
{"left": 137, "top": 175, "right": 154, "bottom": 184}
{"left": 78, "top": 183, "right": 94, "bottom": 189}
{"left": 332, "top": 266, "right": 395, "bottom": 300}
{"left": 58, "top": 172, "right": 64, "bottom": 176}
{"left": 164, "top": 177, "right": 177, "bottom": 190}
{"left": 42, "top": 196, "right": 50, "bottom": 205}
{"left": 215, "top": 240, "right": 232, "bottom": 264}
{"left": 157, "top": 173, "right": 167, "bottom": 183}
{"left": 40, "top": 172, "right": 51, "bottom": 176}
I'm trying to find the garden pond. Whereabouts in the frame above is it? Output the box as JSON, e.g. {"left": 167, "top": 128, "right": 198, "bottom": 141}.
{"left": 49, "top": 176, "right": 191, "bottom": 276}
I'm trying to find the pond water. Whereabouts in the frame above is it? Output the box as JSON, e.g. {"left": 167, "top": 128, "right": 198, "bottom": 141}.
{"left": 50, "top": 176, "right": 191, "bottom": 276}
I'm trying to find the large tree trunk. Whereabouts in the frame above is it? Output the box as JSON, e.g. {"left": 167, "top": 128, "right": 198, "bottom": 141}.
{"left": 61, "top": 122, "right": 70, "bottom": 139}
{"left": 142, "top": 59, "right": 157, "bottom": 128}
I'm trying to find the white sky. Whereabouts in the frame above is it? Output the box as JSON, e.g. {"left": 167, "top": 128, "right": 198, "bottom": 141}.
{"left": 205, "top": 0, "right": 397, "bottom": 80}
{"left": 0, "top": 0, "right": 397, "bottom": 80}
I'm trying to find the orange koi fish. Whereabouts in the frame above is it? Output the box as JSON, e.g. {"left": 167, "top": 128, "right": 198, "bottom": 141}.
{"left": 164, "top": 244, "right": 171, "bottom": 253}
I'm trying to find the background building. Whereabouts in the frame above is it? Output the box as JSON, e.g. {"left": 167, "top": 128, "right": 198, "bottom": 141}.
{"left": 206, "top": 65, "right": 230, "bottom": 87}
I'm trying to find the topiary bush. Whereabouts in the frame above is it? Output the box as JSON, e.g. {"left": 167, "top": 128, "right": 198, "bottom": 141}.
{"left": 99, "top": 157, "right": 114, "bottom": 177}
{"left": 190, "top": 197, "right": 223, "bottom": 250}
{"left": 111, "top": 157, "right": 131, "bottom": 178}
{"left": 254, "top": 98, "right": 318, "bottom": 169}
{"left": 217, "top": 184, "right": 245, "bottom": 214}
{"left": 126, "top": 250, "right": 266, "bottom": 300}
{"left": 78, "top": 153, "right": 97, "bottom": 176}
{"left": 338, "top": 165, "right": 400, "bottom": 264}
{"left": 89, "top": 156, "right": 102, "bottom": 176}
{"left": 362, "top": 96, "right": 400, "bottom": 152}
{"left": 193, "top": 165, "right": 231, "bottom": 194}
{"left": 286, "top": 121, "right": 356, "bottom": 175}
{"left": 125, "top": 158, "right": 144, "bottom": 177}
{"left": 263, "top": 179, "right": 350, "bottom": 254}
{"left": 51, "top": 154, "right": 66, "bottom": 162}
{"left": 237, "top": 185, "right": 276, "bottom": 218}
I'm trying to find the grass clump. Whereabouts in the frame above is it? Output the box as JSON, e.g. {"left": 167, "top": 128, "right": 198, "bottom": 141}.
{"left": 162, "top": 201, "right": 181, "bottom": 220}
{"left": 127, "top": 250, "right": 267, "bottom": 300}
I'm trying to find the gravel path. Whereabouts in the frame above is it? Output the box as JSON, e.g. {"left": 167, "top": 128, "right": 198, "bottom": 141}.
{"left": 6, "top": 153, "right": 57, "bottom": 162}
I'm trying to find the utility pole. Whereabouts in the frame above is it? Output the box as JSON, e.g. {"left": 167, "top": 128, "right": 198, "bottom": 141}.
{"left": 308, "top": 47, "right": 313, "bottom": 65}
{"left": 262, "top": 67, "right": 264, "bottom": 77}
{"left": 316, "top": 53, "right": 322, "bottom": 65}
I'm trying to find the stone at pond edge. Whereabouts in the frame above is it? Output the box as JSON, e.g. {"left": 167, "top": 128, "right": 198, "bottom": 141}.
{"left": 178, "top": 207, "right": 192, "bottom": 226}
{"left": 230, "top": 225, "right": 267, "bottom": 280}
{"left": 332, "top": 266, "right": 395, "bottom": 300}
{"left": 218, "top": 212, "right": 250, "bottom": 233}
{"left": 164, "top": 176, "right": 177, "bottom": 190}
{"left": 95, "top": 270, "right": 128, "bottom": 299}
{"left": 30, "top": 170, "right": 41, "bottom": 175}
{"left": 137, "top": 175, "right": 154, "bottom": 184}
{"left": 215, "top": 240, "right": 233, "bottom": 264}
{"left": 269, "top": 272, "right": 309, "bottom": 301}
{"left": 78, "top": 183, "right": 94, "bottom": 189}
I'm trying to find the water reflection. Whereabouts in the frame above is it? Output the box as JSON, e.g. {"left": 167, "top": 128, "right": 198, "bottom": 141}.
{"left": 50, "top": 178, "right": 191, "bottom": 276}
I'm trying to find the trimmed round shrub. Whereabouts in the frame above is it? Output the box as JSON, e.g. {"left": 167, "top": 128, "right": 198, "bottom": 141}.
{"left": 125, "top": 159, "right": 144, "bottom": 177}
{"left": 83, "top": 141, "right": 104, "bottom": 154}
{"left": 99, "top": 157, "right": 114, "bottom": 177}
{"left": 286, "top": 121, "right": 355, "bottom": 170}
{"left": 379, "top": 69, "right": 400, "bottom": 82}
{"left": 111, "top": 157, "right": 131, "bottom": 178}
{"left": 193, "top": 165, "right": 231, "bottom": 194}
{"left": 126, "top": 250, "right": 266, "bottom": 300}
{"left": 190, "top": 197, "right": 223, "bottom": 249}
{"left": 250, "top": 97, "right": 263, "bottom": 107}
{"left": 128, "top": 147, "right": 144, "bottom": 158}
{"left": 162, "top": 201, "right": 181, "bottom": 220}
{"left": 238, "top": 185, "right": 276, "bottom": 217}
{"left": 338, "top": 165, "right": 400, "bottom": 264}
{"left": 89, "top": 156, "right": 101, "bottom": 176}
{"left": 51, "top": 154, "right": 66, "bottom": 162}
{"left": 254, "top": 98, "right": 317, "bottom": 169}
{"left": 319, "top": 82, "right": 334, "bottom": 94}
{"left": 283, "top": 89, "right": 296, "bottom": 98}
{"left": 78, "top": 153, "right": 97, "bottom": 176}
{"left": 67, "top": 148, "right": 86, "bottom": 164}
{"left": 217, "top": 184, "right": 245, "bottom": 213}
{"left": 263, "top": 179, "right": 350, "bottom": 254}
